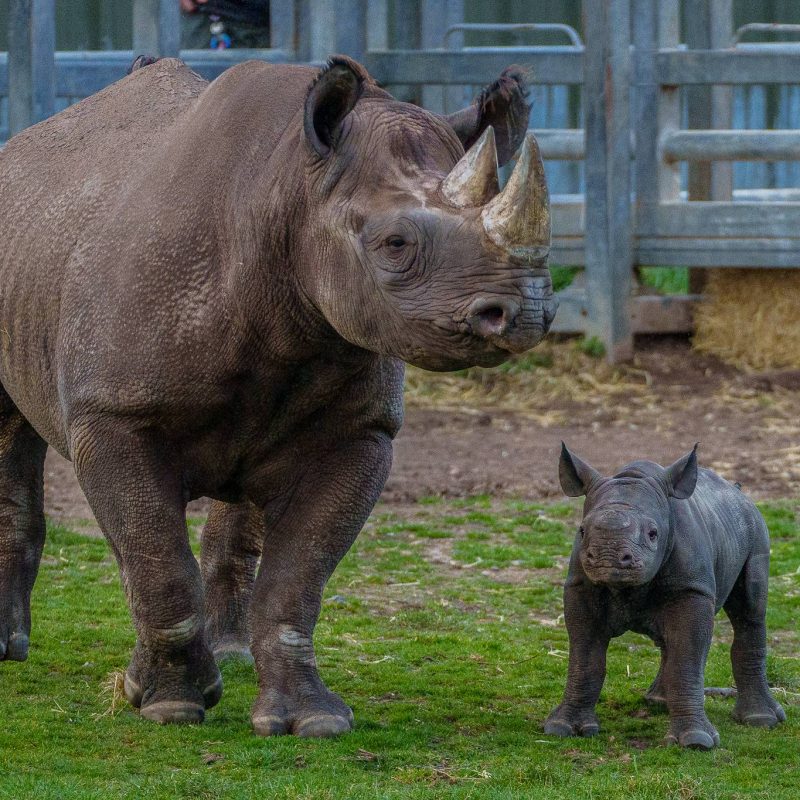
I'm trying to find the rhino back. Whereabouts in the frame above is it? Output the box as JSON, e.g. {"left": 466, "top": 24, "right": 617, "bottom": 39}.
{"left": 0, "top": 59, "right": 317, "bottom": 453}
{"left": 668, "top": 468, "right": 767, "bottom": 609}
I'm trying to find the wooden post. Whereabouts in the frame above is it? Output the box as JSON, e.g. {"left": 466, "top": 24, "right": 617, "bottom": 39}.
{"left": 270, "top": 1, "right": 297, "bottom": 54}
{"left": 583, "top": 0, "right": 633, "bottom": 362}
{"left": 8, "top": 0, "right": 55, "bottom": 136}
{"left": 685, "top": 0, "right": 733, "bottom": 293}
{"left": 132, "top": 0, "right": 180, "bottom": 58}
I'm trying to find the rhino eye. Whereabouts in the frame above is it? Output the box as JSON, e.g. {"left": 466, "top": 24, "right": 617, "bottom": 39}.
{"left": 648, "top": 528, "right": 658, "bottom": 542}
{"left": 385, "top": 235, "right": 407, "bottom": 252}
{"left": 578, "top": 526, "right": 585, "bottom": 538}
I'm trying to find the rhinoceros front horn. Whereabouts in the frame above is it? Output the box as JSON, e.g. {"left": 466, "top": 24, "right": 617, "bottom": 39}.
{"left": 441, "top": 126, "right": 500, "bottom": 208}
{"left": 481, "top": 132, "right": 551, "bottom": 264}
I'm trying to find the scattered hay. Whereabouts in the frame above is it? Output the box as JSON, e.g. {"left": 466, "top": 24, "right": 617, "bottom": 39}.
{"left": 404, "top": 337, "right": 646, "bottom": 418}
{"left": 693, "top": 269, "right": 800, "bottom": 370}
{"left": 94, "top": 669, "right": 126, "bottom": 718}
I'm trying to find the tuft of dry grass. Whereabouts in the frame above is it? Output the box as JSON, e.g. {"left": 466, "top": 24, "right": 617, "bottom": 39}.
{"left": 404, "top": 337, "right": 648, "bottom": 421}
{"left": 93, "top": 669, "right": 126, "bottom": 719}
{"left": 694, "top": 269, "right": 800, "bottom": 370}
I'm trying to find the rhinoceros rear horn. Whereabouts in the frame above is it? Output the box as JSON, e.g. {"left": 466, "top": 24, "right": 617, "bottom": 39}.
{"left": 481, "top": 132, "right": 551, "bottom": 264}
{"left": 441, "top": 126, "right": 500, "bottom": 208}
{"left": 304, "top": 55, "right": 367, "bottom": 157}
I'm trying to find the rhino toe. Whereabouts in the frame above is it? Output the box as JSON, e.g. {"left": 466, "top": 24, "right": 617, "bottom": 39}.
{"left": 0, "top": 632, "right": 29, "bottom": 661}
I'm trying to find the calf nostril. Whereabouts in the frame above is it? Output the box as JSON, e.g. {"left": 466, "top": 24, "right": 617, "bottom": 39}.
{"left": 477, "top": 306, "right": 506, "bottom": 332}
{"left": 586, "top": 549, "right": 597, "bottom": 563}
{"left": 618, "top": 551, "right": 634, "bottom": 568}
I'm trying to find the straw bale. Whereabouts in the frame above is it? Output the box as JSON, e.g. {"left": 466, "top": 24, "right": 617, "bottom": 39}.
{"left": 693, "top": 269, "right": 800, "bottom": 370}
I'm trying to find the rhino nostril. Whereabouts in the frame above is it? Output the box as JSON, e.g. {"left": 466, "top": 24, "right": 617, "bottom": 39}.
{"left": 585, "top": 548, "right": 597, "bottom": 563}
{"left": 467, "top": 298, "right": 518, "bottom": 339}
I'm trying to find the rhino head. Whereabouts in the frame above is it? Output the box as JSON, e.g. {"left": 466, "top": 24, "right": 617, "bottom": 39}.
{"left": 558, "top": 444, "right": 699, "bottom": 587}
{"left": 295, "top": 57, "right": 556, "bottom": 371}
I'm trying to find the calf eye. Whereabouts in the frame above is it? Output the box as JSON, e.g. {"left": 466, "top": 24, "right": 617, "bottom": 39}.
{"left": 648, "top": 528, "right": 658, "bottom": 542}
{"left": 578, "top": 526, "right": 585, "bottom": 538}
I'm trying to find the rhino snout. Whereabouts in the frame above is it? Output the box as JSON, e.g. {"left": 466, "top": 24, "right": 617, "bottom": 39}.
{"left": 585, "top": 545, "right": 638, "bottom": 571}
{"left": 466, "top": 274, "right": 557, "bottom": 353}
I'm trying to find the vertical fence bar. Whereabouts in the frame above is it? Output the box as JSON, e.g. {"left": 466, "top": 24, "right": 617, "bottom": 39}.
{"left": 270, "top": 0, "right": 297, "bottom": 54}
{"left": 333, "top": 0, "right": 367, "bottom": 62}
{"left": 633, "top": 0, "right": 658, "bottom": 237}
{"left": 8, "top": 0, "right": 55, "bottom": 137}
{"left": 366, "top": 0, "right": 389, "bottom": 52}
{"left": 308, "top": 0, "right": 335, "bottom": 61}
{"left": 421, "top": 0, "right": 466, "bottom": 114}
{"left": 132, "top": 0, "right": 180, "bottom": 58}
{"left": 583, "top": 0, "right": 633, "bottom": 361}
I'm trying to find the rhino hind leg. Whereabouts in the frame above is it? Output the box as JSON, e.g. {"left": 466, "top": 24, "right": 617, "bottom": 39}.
{"left": 201, "top": 500, "right": 263, "bottom": 663}
{"left": 724, "top": 552, "right": 786, "bottom": 728}
{"left": 0, "top": 391, "right": 48, "bottom": 662}
{"left": 73, "top": 422, "right": 221, "bottom": 724}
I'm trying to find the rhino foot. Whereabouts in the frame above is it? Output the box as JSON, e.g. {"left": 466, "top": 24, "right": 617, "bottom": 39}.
{"left": 544, "top": 704, "right": 600, "bottom": 737}
{"left": 733, "top": 694, "right": 786, "bottom": 728}
{"left": 124, "top": 639, "right": 222, "bottom": 724}
{"left": 212, "top": 636, "right": 254, "bottom": 665}
{"left": 665, "top": 717, "right": 720, "bottom": 750}
{"left": 251, "top": 687, "right": 354, "bottom": 738}
{"left": 0, "top": 631, "right": 30, "bottom": 662}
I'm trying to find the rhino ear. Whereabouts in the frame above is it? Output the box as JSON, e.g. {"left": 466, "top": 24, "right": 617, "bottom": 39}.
{"left": 304, "top": 55, "right": 366, "bottom": 157}
{"left": 559, "top": 442, "right": 602, "bottom": 497}
{"left": 444, "top": 66, "right": 530, "bottom": 167}
{"left": 664, "top": 444, "right": 699, "bottom": 500}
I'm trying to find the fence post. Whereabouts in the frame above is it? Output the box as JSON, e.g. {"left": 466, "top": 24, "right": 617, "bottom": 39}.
{"left": 8, "top": 0, "right": 55, "bottom": 137}
{"left": 270, "top": 0, "right": 297, "bottom": 54}
{"left": 132, "top": 0, "right": 180, "bottom": 58}
{"left": 583, "top": 0, "right": 633, "bottom": 362}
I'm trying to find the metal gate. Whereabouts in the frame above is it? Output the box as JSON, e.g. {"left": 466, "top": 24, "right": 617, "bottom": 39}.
{"left": 1, "top": 0, "right": 799, "bottom": 361}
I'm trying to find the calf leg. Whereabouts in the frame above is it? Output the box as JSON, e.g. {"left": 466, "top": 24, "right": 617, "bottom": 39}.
{"left": 544, "top": 585, "right": 609, "bottom": 737}
{"left": 645, "top": 646, "right": 667, "bottom": 704}
{"left": 249, "top": 434, "right": 392, "bottom": 738}
{"left": 73, "top": 423, "right": 221, "bottom": 723}
{"left": 660, "top": 593, "right": 719, "bottom": 749}
{"left": 724, "top": 552, "right": 785, "bottom": 727}
{"left": 201, "top": 500, "right": 263, "bottom": 661}
{"left": 0, "top": 397, "right": 47, "bottom": 662}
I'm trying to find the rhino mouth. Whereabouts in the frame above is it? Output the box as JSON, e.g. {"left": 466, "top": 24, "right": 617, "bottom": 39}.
{"left": 583, "top": 563, "right": 648, "bottom": 587}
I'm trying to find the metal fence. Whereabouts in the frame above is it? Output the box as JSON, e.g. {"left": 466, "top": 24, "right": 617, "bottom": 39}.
{"left": 1, "top": 0, "right": 799, "bottom": 360}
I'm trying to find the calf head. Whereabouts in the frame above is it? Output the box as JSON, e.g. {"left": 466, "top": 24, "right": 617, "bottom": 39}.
{"left": 297, "top": 57, "right": 556, "bottom": 370}
{"left": 559, "top": 444, "right": 699, "bottom": 587}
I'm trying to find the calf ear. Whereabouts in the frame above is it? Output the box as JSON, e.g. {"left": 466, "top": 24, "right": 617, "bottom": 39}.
{"left": 559, "top": 442, "right": 602, "bottom": 497}
{"left": 304, "top": 56, "right": 366, "bottom": 157}
{"left": 444, "top": 66, "right": 530, "bottom": 167}
{"left": 664, "top": 444, "right": 699, "bottom": 499}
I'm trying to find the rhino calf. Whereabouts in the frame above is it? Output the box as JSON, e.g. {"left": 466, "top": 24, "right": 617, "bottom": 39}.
{"left": 545, "top": 444, "right": 785, "bottom": 750}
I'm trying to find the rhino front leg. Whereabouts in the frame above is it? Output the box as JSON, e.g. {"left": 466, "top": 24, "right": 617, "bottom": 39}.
{"left": 545, "top": 585, "right": 609, "bottom": 737}
{"left": 660, "top": 593, "right": 719, "bottom": 750}
{"left": 725, "top": 552, "right": 785, "bottom": 728}
{"left": 201, "top": 500, "right": 263, "bottom": 662}
{"left": 73, "top": 424, "right": 221, "bottom": 723}
{"left": 249, "top": 433, "right": 392, "bottom": 738}
{"left": 0, "top": 402, "right": 48, "bottom": 662}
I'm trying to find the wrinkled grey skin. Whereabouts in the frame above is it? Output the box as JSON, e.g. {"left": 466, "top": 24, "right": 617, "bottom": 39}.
{"left": 0, "top": 56, "right": 555, "bottom": 736}
{"left": 545, "top": 444, "right": 785, "bottom": 750}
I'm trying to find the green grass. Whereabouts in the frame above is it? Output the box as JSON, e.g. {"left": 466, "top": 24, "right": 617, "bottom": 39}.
{"left": 550, "top": 266, "right": 689, "bottom": 296}
{"left": 0, "top": 500, "right": 798, "bottom": 799}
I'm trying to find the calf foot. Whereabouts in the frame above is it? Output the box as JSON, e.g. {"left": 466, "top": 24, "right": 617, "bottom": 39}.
{"left": 0, "top": 599, "right": 32, "bottom": 661}
{"left": 544, "top": 704, "right": 600, "bottom": 737}
{"left": 665, "top": 715, "right": 720, "bottom": 750}
{"left": 124, "top": 634, "right": 222, "bottom": 724}
{"left": 252, "top": 682, "right": 353, "bottom": 738}
{"left": 733, "top": 693, "right": 786, "bottom": 728}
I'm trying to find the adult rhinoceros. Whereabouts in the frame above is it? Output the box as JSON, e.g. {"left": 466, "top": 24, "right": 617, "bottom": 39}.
{"left": 0, "top": 55, "right": 555, "bottom": 736}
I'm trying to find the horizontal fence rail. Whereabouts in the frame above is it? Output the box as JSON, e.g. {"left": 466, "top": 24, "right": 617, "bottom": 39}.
{"left": 2, "top": 0, "right": 800, "bottom": 360}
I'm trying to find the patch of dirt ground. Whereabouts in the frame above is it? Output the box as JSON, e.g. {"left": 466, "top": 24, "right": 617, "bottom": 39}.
{"left": 43, "top": 336, "right": 800, "bottom": 527}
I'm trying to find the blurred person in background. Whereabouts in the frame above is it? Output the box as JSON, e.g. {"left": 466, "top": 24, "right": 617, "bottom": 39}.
{"left": 180, "top": 0, "right": 270, "bottom": 49}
